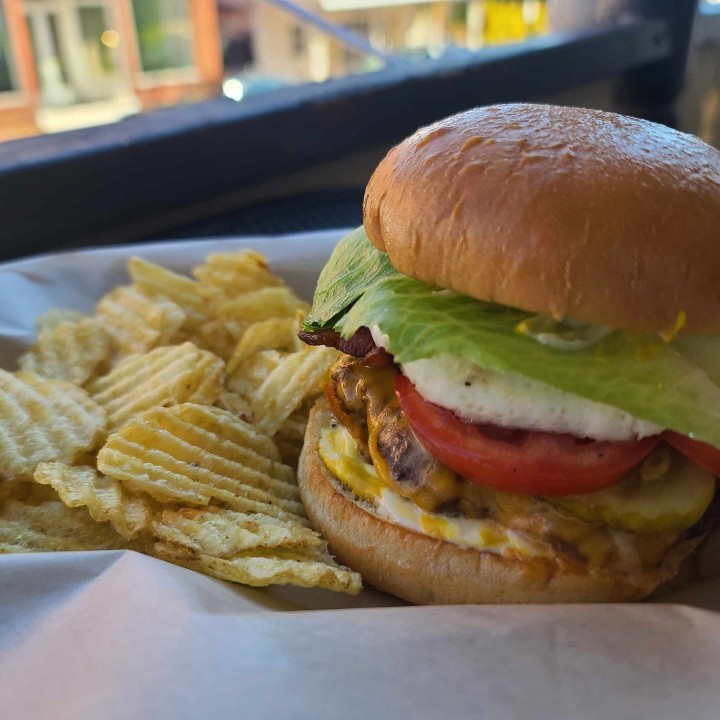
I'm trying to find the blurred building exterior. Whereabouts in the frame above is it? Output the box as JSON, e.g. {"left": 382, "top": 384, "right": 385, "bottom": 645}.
{"left": 243, "top": 0, "right": 547, "bottom": 83}
{"left": 3, "top": 0, "right": 717, "bottom": 146}
{"left": 0, "top": 0, "right": 223, "bottom": 139}
{"left": 0, "top": 0, "right": 549, "bottom": 139}
{"left": 0, "top": 0, "right": 547, "bottom": 140}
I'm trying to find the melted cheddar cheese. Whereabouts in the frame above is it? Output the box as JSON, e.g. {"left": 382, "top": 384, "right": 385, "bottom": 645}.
{"left": 319, "top": 422, "right": 555, "bottom": 560}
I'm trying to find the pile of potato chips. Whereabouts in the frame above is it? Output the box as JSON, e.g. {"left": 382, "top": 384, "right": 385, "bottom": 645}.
{"left": 0, "top": 250, "right": 361, "bottom": 594}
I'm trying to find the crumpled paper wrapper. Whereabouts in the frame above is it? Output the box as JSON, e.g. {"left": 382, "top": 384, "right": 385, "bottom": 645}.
{"left": 1, "top": 232, "right": 719, "bottom": 719}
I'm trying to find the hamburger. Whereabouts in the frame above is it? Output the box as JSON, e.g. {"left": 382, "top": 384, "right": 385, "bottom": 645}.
{"left": 298, "top": 103, "right": 720, "bottom": 604}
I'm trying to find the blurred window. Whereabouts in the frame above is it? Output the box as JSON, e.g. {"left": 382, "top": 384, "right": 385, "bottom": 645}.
{"left": 253, "top": 0, "right": 551, "bottom": 85}
{"left": 131, "top": 0, "right": 194, "bottom": 72}
{"left": 342, "top": 22, "right": 370, "bottom": 73}
{"left": 24, "top": 0, "right": 121, "bottom": 107}
{"left": 25, "top": 6, "right": 72, "bottom": 105}
{"left": 79, "top": 7, "right": 116, "bottom": 77}
{"left": 291, "top": 24, "right": 306, "bottom": 57}
{"left": 0, "top": 2, "right": 17, "bottom": 92}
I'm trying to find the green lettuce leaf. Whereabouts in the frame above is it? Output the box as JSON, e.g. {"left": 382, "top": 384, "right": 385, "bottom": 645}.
{"left": 336, "top": 276, "right": 720, "bottom": 448}
{"left": 303, "top": 227, "right": 398, "bottom": 330}
{"left": 675, "top": 336, "right": 720, "bottom": 386}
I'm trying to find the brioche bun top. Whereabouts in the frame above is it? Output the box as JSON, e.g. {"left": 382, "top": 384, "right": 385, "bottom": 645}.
{"left": 363, "top": 104, "right": 720, "bottom": 336}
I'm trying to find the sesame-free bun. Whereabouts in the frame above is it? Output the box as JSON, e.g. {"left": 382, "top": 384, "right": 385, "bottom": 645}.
{"left": 363, "top": 104, "right": 720, "bottom": 336}
{"left": 299, "top": 398, "right": 695, "bottom": 605}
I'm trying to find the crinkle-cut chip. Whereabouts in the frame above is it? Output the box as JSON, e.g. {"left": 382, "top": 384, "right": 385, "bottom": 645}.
{"left": 274, "top": 410, "right": 311, "bottom": 466}
{"left": 215, "top": 391, "right": 252, "bottom": 421}
{"left": 251, "top": 346, "right": 340, "bottom": 436}
{"left": 128, "top": 257, "right": 207, "bottom": 333}
{"left": 153, "top": 542, "right": 362, "bottom": 593}
{"left": 0, "top": 478, "right": 57, "bottom": 506}
{"left": 97, "top": 404, "right": 308, "bottom": 523}
{"left": 254, "top": 545, "right": 339, "bottom": 563}
{"left": 102, "top": 400, "right": 289, "bottom": 486}
{"left": 36, "top": 308, "right": 86, "bottom": 333}
{"left": 74, "top": 450, "right": 99, "bottom": 466}
{"left": 226, "top": 349, "right": 285, "bottom": 399}
{"left": 278, "top": 407, "right": 311, "bottom": 444}
{"left": 698, "top": 526, "right": 720, "bottom": 581}
{"left": 193, "top": 250, "right": 284, "bottom": 306}
{"left": 34, "top": 463, "right": 156, "bottom": 539}
{"left": 189, "top": 319, "right": 243, "bottom": 361}
{"left": 0, "top": 370, "right": 106, "bottom": 479}
{"left": 226, "top": 316, "right": 301, "bottom": 376}
{"left": 274, "top": 437, "right": 305, "bottom": 468}
{"left": 18, "top": 319, "right": 112, "bottom": 386}
{"left": 0, "top": 479, "right": 34, "bottom": 504}
{"left": 215, "top": 287, "right": 308, "bottom": 326}
{"left": 97, "top": 285, "right": 186, "bottom": 356}
{"left": 657, "top": 553, "right": 699, "bottom": 594}
{"left": 86, "top": 343, "right": 224, "bottom": 433}
{"left": 152, "top": 506, "right": 324, "bottom": 557}
{"left": 0, "top": 499, "right": 139, "bottom": 553}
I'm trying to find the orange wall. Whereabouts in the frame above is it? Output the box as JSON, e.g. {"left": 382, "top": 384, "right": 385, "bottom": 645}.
{"left": 0, "top": 103, "right": 37, "bottom": 140}
{"left": 0, "top": 0, "right": 38, "bottom": 139}
{"left": 190, "top": 0, "right": 223, "bottom": 84}
{"left": 4, "top": 0, "right": 38, "bottom": 97}
{"left": 111, "top": 0, "right": 142, "bottom": 78}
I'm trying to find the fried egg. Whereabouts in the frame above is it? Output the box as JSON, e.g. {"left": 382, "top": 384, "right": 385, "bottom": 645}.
{"left": 401, "top": 354, "right": 663, "bottom": 441}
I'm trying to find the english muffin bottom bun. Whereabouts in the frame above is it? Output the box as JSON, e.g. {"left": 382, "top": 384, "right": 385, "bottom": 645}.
{"left": 298, "top": 104, "right": 720, "bottom": 605}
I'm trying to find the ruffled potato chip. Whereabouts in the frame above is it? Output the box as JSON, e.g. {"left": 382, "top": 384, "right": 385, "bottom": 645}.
{"left": 154, "top": 542, "right": 361, "bottom": 593}
{"left": 152, "top": 505, "right": 324, "bottom": 557}
{"left": 35, "top": 463, "right": 156, "bottom": 539}
{"left": 18, "top": 318, "right": 111, "bottom": 386}
{"left": 0, "top": 370, "right": 105, "bottom": 479}
{"left": 193, "top": 250, "right": 284, "bottom": 308}
{"left": 97, "top": 285, "right": 186, "bottom": 356}
{"left": 86, "top": 342, "right": 224, "bottom": 433}
{"left": 1, "top": 248, "right": 360, "bottom": 594}
{"left": 0, "top": 498, "right": 138, "bottom": 553}
{"left": 251, "top": 346, "right": 339, "bottom": 437}
{"left": 128, "top": 257, "right": 207, "bottom": 334}
{"left": 97, "top": 404, "right": 307, "bottom": 522}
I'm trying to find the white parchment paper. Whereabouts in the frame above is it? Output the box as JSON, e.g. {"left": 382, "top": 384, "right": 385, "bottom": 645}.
{"left": 1, "top": 231, "right": 719, "bottom": 720}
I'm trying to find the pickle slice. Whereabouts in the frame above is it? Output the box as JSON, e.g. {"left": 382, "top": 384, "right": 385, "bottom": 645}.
{"left": 545, "top": 448, "right": 716, "bottom": 534}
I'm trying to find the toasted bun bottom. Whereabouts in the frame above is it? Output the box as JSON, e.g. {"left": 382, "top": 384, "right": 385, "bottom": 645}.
{"left": 299, "top": 398, "right": 698, "bottom": 604}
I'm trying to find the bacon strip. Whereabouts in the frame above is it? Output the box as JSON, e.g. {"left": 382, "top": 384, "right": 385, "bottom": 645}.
{"left": 298, "top": 326, "right": 394, "bottom": 366}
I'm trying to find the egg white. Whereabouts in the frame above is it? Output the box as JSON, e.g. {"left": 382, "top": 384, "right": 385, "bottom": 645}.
{"left": 400, "top": 353, "right": 663, "bottom": 441}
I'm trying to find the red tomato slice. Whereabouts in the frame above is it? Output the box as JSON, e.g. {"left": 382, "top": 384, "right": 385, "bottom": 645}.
{"left": 663, "top": 431, "right": 720, "bottom": 476}
{"left": 395, "top": 374, "right": 661, "bottom": 495}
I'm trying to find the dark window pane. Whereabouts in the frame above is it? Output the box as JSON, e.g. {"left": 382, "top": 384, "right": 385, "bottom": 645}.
{"left": 0, "top": 3, "right": 17, "bottom": 92}
{"left": 79, "top": 6, "right": 116, "bottom": 76}
{"left": 132, "top": 0, "right": 193, "bottom": 72}
{"left": 47, "top": 13, "right": 70, "bottom": 85}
